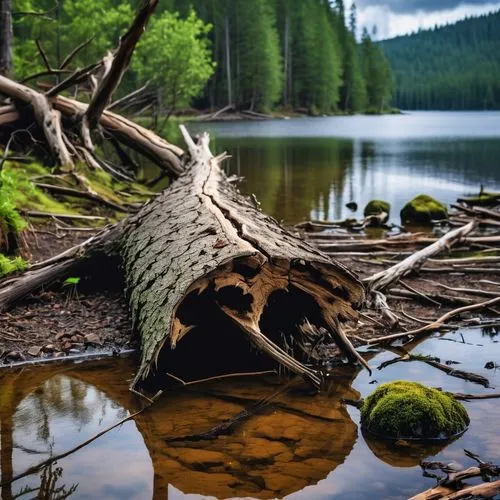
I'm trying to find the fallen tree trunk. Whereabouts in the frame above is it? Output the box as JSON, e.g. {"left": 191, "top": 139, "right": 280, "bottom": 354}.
{"left": 0, "top": 76, "right": 184, "bottom": 178}
{"left": 0, "top": 127, "right": 367, "bottom": 386}
{"left": 121, "top": 127, "right": 367, "bottom": 385}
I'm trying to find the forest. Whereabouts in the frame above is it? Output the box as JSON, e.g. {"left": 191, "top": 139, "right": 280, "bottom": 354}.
{"left": 383, "top": 8, "right": 500, "bottom": 110}
{"left": 7, "top": 0, "right": 394, "bottom": 116}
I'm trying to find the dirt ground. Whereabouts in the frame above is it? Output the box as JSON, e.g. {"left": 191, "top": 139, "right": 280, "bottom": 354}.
{"left": 0, "top": 223, "right": 136, "bottom": 366}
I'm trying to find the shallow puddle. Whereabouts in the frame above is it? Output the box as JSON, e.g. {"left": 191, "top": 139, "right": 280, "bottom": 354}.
{"left": 0, "top": 326, "right": 499, "bottom": 499}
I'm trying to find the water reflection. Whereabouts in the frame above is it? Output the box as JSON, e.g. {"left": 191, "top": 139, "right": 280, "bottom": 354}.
{"left": 186, "top": 113, "right": 500, "bottom": 226}
{"left": 209, "top": 136, "right": 500, "bottom": 226}
{"left": 1, "top": 327, "right": 499, "bottom": 499}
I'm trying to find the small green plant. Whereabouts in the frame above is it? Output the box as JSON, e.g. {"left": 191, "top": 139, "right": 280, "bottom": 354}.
{"left": 63, "top": 276, "right": 81, "bottom": 304}
{"left": 0, "top": 254, "right": 27, "bottom": 278}
{"left": 64, "top": 277, "right": 81, "bottom": 286}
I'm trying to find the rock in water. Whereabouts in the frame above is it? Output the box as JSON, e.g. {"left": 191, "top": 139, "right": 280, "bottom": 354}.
{"left": 364, "top": 200, "right": 391, "bottom": 219}
{"left": 400, "top": 194, "right": 447, "bottom": 224}
{"left": 360, "top": 381, "right": 469, "bottom": 440}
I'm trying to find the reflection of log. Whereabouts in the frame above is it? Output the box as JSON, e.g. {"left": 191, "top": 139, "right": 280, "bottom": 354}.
{"left": 122, "top": 127, "right": 367, "bottom": 384}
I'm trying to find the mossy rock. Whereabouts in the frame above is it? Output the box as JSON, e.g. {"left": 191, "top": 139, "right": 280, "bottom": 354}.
{"left": 360, "top": 381, "right": 469, "bottom": 440}
{"left": 364, "top": 200, "right": 391, "bottom": 218}
{"left": 457, "top": 192, "right": 500, "bottom": 207}
{"left": 400, "top": 194, "right": 447, "bottom": 224}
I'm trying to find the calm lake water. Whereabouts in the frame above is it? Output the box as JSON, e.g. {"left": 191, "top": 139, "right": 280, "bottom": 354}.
{"left": 1, "top": 327, "right": 499, "bottom": 499}
{"left": 188, "top": 111, "right": 500, "bottom": 225}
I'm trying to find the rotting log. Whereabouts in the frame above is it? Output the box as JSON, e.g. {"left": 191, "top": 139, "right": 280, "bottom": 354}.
{"left": 121, "top": 126, "right": 367, "bottom": 385}
{"left": 0, "top": 127, "right": 367, "bottom": 387}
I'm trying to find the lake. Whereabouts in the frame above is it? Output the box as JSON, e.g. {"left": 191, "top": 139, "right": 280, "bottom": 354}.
{"left": 1, "top": 327, "right": 499, "bottom": 499}
{"left": 188, "top": 111, "right": 500, "bottom": 225}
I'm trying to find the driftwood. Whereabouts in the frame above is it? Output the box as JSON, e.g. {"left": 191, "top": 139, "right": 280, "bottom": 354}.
{"left": 122, "top": 126, "right": 368, "bottom": 385}
{"left": 364, "top": 221, "right": 477, "bottom": 292}
{"left": 412, "top": 450, "right": 500, "bottom": 500}
{"left": 360, "top": 296, "right": 500, "bottom": 345}
{"left": 378, "top": 354, "right": 490, "bottom": 387}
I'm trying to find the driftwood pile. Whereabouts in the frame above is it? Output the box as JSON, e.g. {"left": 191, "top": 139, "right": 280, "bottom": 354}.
{"left": 297, "top": 196, "right": 500, "bottom": 350}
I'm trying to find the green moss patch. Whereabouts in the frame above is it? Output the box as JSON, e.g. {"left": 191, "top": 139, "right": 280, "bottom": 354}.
{"left": 400, "top": 194, "right": 448, "bottom": 224}
{"left": 0, "top": 254, "right": 27, "bottom": 278}
{"left": 361, "top": 381, "right": 469, "bottom": 440}
{"left": 457, "top": 192, "right": 500, "bottom": 207}
{"left": 364, "top": 200, "right": 391, "bottom": 218}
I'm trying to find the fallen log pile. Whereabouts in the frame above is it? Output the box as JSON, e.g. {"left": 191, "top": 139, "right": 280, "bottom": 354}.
{"left": 297, "top": 195, "right": 500, "bottom": 347}
{"left": 411, "top": 450, "right": 500, "bottom": 500}
{"left": 0, "top": 0, "right": 370, "bottom": 387}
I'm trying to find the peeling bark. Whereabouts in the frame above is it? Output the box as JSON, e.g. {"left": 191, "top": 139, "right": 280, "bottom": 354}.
{"left": 122, "top": 127, "right": 366, "bottom": 385}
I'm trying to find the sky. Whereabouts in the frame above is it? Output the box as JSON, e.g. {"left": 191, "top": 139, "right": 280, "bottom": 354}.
{"left": 345, "top": 0, "right": 500, "bottom": 39}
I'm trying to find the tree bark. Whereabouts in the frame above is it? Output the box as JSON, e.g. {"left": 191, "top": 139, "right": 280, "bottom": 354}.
{"left": 122, "top": 127, "right": 367, "bottom": 385}
{"left": 0, "top": 0, "right": 12, "bottom": 76}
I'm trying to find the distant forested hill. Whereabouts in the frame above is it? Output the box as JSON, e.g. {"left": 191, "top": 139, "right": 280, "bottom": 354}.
{"left": 382, "top": 10, "right": 500, "bottom": 110}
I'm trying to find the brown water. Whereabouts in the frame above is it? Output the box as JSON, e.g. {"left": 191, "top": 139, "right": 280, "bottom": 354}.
{"left": 1, "top": 327, "right": 499, "bottom": 499}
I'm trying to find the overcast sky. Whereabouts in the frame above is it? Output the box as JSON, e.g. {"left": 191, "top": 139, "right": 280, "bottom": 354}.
{"left": 345, "top": 0, "right": 500, "bottom": 39}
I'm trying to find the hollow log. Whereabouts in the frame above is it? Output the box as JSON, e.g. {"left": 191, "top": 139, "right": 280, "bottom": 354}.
{"left": 121, "top": 127, "right": 367, "bottom": 385}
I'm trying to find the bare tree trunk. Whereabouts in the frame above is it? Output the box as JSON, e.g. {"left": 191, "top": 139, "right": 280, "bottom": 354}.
{"left": 0, "top": 0, "right": 12, "bottom": 76}
{"left": 283, "top": 13, "right": 289, "bottom": 107}
{"left": 224, "top": 14, "right": 232, "bottom": 105}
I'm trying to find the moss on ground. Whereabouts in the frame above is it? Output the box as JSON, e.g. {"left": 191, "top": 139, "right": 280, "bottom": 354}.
{"left": 0, "top": 254, "right": 27, "bottom": 277}
{"left": 361, "top": 381, "right": 469, "bottom": 439}
{"left": 364, "top": 200, "right": 391, "bottom": 218}
{"left": 400, "top": 194, "right": 448, "bottom": 224}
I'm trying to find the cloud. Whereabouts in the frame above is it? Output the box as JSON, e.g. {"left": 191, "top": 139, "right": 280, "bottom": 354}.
{"left": 354, "top": 0, "right": 498, "bottom": 14}
{"left": 350, "top": 1, "right": 500, "bottom": 39}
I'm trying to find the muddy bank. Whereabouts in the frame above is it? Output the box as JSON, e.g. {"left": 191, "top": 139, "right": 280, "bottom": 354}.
{"left": 0, "top": 223, "right": 136, "bottom": 367}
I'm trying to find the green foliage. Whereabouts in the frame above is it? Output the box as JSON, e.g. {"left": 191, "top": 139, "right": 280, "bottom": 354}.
{"left": 12, "top": 0, "right": 133, "bottom": 80}
{"left": 382, "top": 10, "right": 500, "bottom": 110}
{"left": 361, "top": 381, "right": 469, "bottom": 439}
{"left": 11, "top": 0, "right": 393, "bottom": 115}
{"left": 364, "top": 199, "right": 391, "bottom": 217}
{"left": 236, "top": 0, "right": 282, "bottom": 111}
{"left": 361, "top": 28, "right": 393, "bottom": 113}
{"left": 64, "top": 276, "right": 81, "bottom": 286}
{"left": 134, "top": 10, "right": 215, "bottom": 115}
{"left": 0, "top": 254, "right": 27, "bottom": 277}
{"left": 401, "top": 194, "right": 448, "bottom": 224}
{"left": 0, "top": 167, "right": 28, "bottom": 237}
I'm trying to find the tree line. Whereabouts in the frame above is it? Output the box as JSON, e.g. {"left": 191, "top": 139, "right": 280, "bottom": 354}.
{"left": 2, "top": 0, "right": 394, "bottom": 116}
{"left": 382, "top": 9, "right": 500, "bottom": 110}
